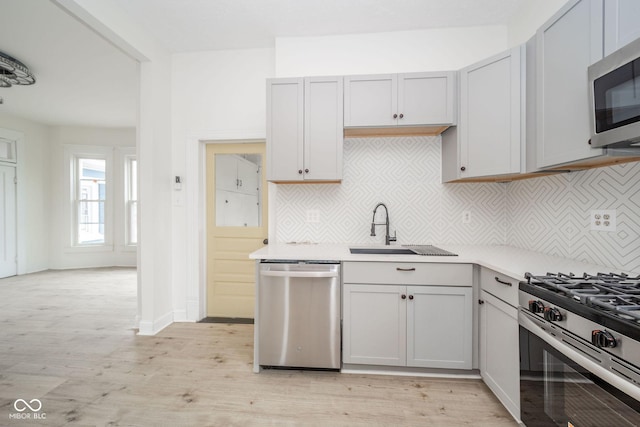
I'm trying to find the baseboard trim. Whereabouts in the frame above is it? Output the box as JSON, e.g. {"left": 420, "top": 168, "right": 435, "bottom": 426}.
{"left": 138, "top": 311, "right": 173, "bottom": 336}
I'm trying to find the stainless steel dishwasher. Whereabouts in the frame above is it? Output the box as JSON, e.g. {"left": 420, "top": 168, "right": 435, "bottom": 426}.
{"left": 258, "top": 261, "right": 341, "bottom": 370}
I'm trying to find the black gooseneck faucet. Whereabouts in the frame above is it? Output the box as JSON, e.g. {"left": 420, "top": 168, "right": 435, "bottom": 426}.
{"left": 370, "top": 203, "right": 396, "bottom": 245}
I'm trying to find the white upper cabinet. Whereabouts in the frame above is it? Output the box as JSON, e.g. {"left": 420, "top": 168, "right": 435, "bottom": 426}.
{"left": 604, "top": 0, "right": 640, "bottom": 56}
{"left": 303, "top": 76, "right": 344, "bottom": 181}
{"left": 344, "top": 74, "right": 397, "bottom": 127}
{"left": 344, "top": 72, "right": 456, "bottom": 128}
{"left": 536, "top": 0, "right": 604, "bottom": 169}
{"left": 442, "top": 46, "right": 524, "bottom": 182}
{"left": 266, "top": 78, "right": 304, "bottom": 182}
{"left": 266, "top": 76, "right": 343, "bottom": 182}
{"left": 398, "top": 72, "right": 456, "bottom": 126}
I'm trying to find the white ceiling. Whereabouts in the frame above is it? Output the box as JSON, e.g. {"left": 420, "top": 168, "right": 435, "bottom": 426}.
{"left": 111, "top": 0, "right": 527, "bottom": 52}
{"left": 0, "top": 0, "right": 138, "bottom": 127}
{"left": 0, "top": 0, "right": 527, "bottom": 128}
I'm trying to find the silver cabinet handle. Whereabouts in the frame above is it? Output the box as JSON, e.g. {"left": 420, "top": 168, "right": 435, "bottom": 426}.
{"left": 494, "top": 276, "right": 513, "bottom": 287}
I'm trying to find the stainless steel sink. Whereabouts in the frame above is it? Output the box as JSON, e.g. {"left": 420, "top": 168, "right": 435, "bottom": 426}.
{"left": 349, "top": 247, "right": 416, "bottom": 255}
{"left": 349, "top": 245, "right": 457, "bottom": 256}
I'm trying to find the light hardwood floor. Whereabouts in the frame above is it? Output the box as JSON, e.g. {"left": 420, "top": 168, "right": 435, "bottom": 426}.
{"left": 0, "top": 268, "right": 518, "bottom": 426}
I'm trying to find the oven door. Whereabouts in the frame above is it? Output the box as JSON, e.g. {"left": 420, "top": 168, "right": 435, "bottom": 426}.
{"left": 519, "top": 313, "right": 640, "bottom": 427}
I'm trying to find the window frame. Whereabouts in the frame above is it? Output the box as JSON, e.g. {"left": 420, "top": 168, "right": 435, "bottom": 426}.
{"left": 123, "top": 151, "right": 137, "bottom": 248}
{"left": 64, "top": 145, "right": 114, "bottom": 252}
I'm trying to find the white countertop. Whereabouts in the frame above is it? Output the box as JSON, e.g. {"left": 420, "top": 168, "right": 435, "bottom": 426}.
{"left": 249, "top": 243, "right": 634, "bottom": 279}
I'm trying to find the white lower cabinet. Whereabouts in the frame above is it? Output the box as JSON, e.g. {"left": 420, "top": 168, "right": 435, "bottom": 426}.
{"left": 407, "top": 285, "right": 473, "bottom": 369}
{"left": 479, "top": 268, "right": 520, "bottom": 421}
{"left": 342, "top": 262, "right": 473, "bottom": 370}
{"left": 343, "top": 284, "right": 407, "bottom": 366}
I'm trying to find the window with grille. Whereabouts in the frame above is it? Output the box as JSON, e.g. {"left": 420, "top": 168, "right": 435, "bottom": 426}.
{"left": 76, "top": 157, "right": 106, "bottom": 245}
{"left": 125, "top": 156, "right": 137, "bottom": 246}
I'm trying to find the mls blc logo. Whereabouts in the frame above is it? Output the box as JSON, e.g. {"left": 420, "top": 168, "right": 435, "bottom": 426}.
{"left": 9, "top": 399, "right": 46, "bottom": 420}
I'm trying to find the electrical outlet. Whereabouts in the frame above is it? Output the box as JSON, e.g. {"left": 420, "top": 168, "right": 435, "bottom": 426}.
{"left": 462, "top": 211, "right": 471, "bottom": 224}
{"left": 305, "top": 209, "right": 320, "bottom": 223}
{"left": 590, "top": 210, "right": 616, "bottom": 232}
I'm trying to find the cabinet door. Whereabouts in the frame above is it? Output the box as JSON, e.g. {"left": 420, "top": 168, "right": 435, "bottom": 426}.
{"left": 266, "top": 78, "right": 304, "bottom": 181}
{"left": 536, "top": 0, "right": 604, "bottom": 168}
{"left": 344, "top": 74, "right": 397, "bottom": 127}
{"left": 398, "top": 72, "right": 456, "bottom": 126}
{"left": 459, "top": 47, "right": 522, "bottom": 178}
{"left": 236, "top": 157, "right": 258, "bottom": 196}
{"left": 480, "top": 291, "right": 520, "bottom": 421}
{"left": 343, "top": 284, "right": 406, "bottom": 366}
{"left": 304, "top": 76, "right": 344, "bottom": 181}
{"left": 215, "top": 155, "right": 239, "bottom": 192}
{"left": 407, "top": 286, "right": 473, "bottom": 369}
{"left": 604, "top": 0, "right": 640, "bottom": 56}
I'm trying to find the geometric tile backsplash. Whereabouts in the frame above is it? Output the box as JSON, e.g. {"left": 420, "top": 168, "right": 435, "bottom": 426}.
{"left": 274, "top": 136, "right": 640, "bottom": 273}
{"left": 507, "top": 160, "right": 640, "bottom": 273}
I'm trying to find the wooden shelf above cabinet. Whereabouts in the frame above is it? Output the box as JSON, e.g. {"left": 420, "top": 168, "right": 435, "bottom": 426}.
{"left": 344, "top": 125, "right": 450, "bottom": 138}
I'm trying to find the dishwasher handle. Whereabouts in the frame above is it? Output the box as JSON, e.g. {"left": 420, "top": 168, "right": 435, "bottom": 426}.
{"left": 260, "top": 270, "right": 339, "bottom": 279}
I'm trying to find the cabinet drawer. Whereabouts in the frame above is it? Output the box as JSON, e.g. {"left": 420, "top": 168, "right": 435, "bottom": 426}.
{"left": 343, "top": 262, "right": 472, "bottom": 286}
{"left": 480, "top": 267, "right": 520, "bottom": 307}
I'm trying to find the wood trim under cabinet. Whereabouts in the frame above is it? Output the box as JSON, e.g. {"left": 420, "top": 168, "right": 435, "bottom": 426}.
{"left": 344, "top": 125, "right": 449, "bottom": 138}
{"left": 270, "top": 180, "right": 342, "bottom": 184}
{"left": 545, "top": 156, "right": 640, "bottom": 172}
{"left": 447, "top": 157, "right": 640, "bottom": 183}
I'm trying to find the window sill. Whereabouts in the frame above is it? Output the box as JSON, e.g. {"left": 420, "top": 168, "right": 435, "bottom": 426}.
{"left": 65, "top": 244, "right": 114, "bottom": 254}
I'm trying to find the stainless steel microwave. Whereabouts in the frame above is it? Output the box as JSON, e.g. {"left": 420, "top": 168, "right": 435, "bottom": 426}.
{"left": 589, "top": 37, "right": 640, "bottom": 149}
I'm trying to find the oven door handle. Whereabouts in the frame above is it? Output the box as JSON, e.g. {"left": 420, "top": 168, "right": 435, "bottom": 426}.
{"left": 519, "top": 311, "right": 640, "bottom": 402}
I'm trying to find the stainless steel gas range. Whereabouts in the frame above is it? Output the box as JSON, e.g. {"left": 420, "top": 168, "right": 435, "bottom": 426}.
{"left": 518, "top": 272, "right": 640, "bottom": 427}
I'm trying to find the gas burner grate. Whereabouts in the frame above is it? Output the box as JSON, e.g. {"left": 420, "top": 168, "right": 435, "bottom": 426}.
{"left": 524, "top": 271, "right": 640, "bottom": 320}
{"left": 588, "top": 295, "right": 640, "bottom": 321}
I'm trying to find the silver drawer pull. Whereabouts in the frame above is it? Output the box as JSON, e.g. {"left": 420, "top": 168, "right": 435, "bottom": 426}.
{"left": 397, "top": 267, "right": 416, "bottom": 272}
{"left": 494, "top": 276, "right": 513, "bottom": 286}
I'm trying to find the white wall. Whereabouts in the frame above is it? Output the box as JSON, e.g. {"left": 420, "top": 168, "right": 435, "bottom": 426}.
{"left": 48, "top": 126, "right": 136, "bottom": 269}
{"left": 507, "top": 0, "right": 566, "bottom": 46}
{"left": 0, "top": 113, "right": 50, "bottom": 274}
{"left": 172, "top": 48, "right": 274, "bottom": 138}
{"left": 56, "top": 0, "right": 175, "bottom": 335}
{"left": 171, "top": 47, "right": 274, "bottom": 321}
{"left": 275, "top": 26, "right": 508, "bottom": 77}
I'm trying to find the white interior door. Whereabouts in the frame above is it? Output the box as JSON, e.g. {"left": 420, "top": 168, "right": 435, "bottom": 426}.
{"left": 0, "top": 164, "right": 17, "bottom": 278}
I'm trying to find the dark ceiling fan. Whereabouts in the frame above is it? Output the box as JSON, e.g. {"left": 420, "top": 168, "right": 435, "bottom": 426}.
{"left": 0, "top": 51, "right": 36, "bottom": 88}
